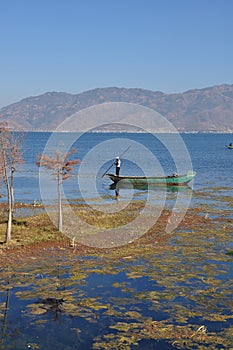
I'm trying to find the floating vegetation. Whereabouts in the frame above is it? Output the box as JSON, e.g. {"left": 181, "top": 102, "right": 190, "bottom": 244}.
{"left": 0, "top": 194, "right": 233, "bottom": 349}
{"left": 226, "top": 250, "right": 233, "bottom": 257}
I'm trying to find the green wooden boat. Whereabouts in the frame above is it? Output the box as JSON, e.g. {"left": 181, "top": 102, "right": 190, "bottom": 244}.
{"left": 106, "top": 171, "right": 196, "bottom": 186}
{"left": 226, "top": 145, "right": 233, "bottom": 149}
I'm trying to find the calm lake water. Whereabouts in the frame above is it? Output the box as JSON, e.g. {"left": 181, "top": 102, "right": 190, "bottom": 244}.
{"left": 1, "top": 132, "right": 233, "bottom": 204}
{"left": 0, "top": 132, "right": 233, "bottom": 349}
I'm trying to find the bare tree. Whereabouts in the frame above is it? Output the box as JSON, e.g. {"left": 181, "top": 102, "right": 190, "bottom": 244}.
{"left": 0, "top": 122, "right": 23, "bottom": 242}
{"left": 36, "top": 148, "right": 79, "bottom": 232}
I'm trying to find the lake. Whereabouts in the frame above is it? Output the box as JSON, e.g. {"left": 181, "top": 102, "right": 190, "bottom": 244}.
{"left": 1, "top": 132, "right": 233, "bottom": 203}
{"left": 0, "top": 132, "right": 233, "bottom": 349}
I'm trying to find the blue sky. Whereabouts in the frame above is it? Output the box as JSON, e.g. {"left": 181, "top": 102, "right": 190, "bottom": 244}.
{"left": 0, "top": 0, "right": 233, "bottom": 107}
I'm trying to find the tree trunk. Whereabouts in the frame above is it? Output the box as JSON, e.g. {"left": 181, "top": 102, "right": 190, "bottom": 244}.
{"left": 6, "top": 181, "right": 12, "bottom": 243}
{"left": 57, "top": 172, "right": 62, "bottom": 232}
{"left": 1, "top": 145, "right": 12, "bottom": 243}
{"left": 10, "top": 167, "right": 15, "bottom": 215}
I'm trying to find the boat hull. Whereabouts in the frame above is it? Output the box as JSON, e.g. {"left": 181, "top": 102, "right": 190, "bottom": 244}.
{"left": 106, "top": 171, "right": 196, "bottom": 186}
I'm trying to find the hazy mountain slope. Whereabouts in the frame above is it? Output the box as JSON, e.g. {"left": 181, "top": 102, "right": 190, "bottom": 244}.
{"left": 1, "top": 84, "right": 233, "bottom": 131}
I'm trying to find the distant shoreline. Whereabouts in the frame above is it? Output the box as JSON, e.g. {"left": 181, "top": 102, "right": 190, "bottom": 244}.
{"left": 8, "top": 129, "right": 233, "bottom": 134}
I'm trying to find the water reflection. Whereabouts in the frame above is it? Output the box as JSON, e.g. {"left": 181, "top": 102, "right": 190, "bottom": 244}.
{"left": 109, "top": 181, "right": 192, "bottom": 200}
{"left": 1, "top": 204, "right": 233, "bottom": 349}
{"left": 0, "top": 272, "right": 10, "bottom": 348}
{"left": 109, "top": 181, "right": 192, "bottom": 192}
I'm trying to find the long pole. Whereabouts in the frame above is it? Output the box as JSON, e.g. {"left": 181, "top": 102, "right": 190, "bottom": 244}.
{"left": 101, "top": 145, "right": 131, "bottom": 177}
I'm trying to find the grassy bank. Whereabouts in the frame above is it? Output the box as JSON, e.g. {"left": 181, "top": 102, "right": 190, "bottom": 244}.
{"left": 1, "top": 200, "right": 232, "bottom": 257}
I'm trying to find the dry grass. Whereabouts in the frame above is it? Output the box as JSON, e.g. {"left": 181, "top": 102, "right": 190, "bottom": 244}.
{"left": 0, "top": 201, "right": 217, "bottom": 261}
{"left": 0, "top": 211, "right": 67, "bottom": 247}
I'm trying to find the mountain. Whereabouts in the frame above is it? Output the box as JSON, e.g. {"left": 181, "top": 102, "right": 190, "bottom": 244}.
{"left": 1, "top": 84, "right": 233, "bottom": 132}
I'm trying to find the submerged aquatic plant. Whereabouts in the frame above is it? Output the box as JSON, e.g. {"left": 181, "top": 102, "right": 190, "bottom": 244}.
{"left": 0, "top": 196, "right": 233, "bottom": 349}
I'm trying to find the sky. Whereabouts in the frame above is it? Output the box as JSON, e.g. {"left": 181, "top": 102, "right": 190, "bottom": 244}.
{"left": 0, "top": 0, "right": 233, "bottom": 108}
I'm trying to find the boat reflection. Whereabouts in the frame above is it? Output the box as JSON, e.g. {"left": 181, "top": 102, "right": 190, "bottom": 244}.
{"left": 109, "top": 181, "right": 192, "bottom": 197}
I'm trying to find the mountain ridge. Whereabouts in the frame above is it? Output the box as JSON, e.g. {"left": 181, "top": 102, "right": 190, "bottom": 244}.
{"left": 1, "top": 84, "right": 233, "bottom": 132}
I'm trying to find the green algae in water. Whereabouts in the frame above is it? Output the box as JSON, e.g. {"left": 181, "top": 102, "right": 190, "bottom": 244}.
{"left": 226, "top": 250, "right": 233, "bottom": 257}
{"left": 0, "top": 201, "right": 233, "bottom": 349}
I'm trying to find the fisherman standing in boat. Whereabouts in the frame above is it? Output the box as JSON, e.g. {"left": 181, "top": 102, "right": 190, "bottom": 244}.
{"left": 115, "top": 156, "right": 121, "bottom": 176}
